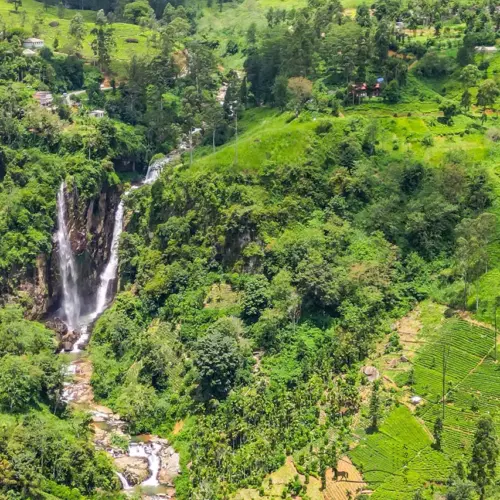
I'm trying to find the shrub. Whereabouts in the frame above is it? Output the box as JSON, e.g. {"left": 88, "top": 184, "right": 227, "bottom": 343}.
{"left": 421, "top": 133, "right": 434, "bottom": 147}
{"left": 49, "top": 21, "right": 59, "bottom": 27}
{"left": 415, "top": 51, "right": 456, "bottom": 78}
{"left": 486, "top": 128, "right": 500, "bottom": 142}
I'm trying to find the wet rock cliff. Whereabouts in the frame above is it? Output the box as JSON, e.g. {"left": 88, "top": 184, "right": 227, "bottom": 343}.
{"left": 19, "top": 182, "right": 121, "bottom": 319}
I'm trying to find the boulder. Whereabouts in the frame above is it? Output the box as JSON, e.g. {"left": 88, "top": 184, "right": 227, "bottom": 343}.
{"left": 46, "top": 316, "right": 68, "bottom": 336}
{"left": 159, "top": 445, "right": 181, "bottom": 485}
{"left": 361, "top": 365, "right": 380, "bottom": 382}
{"left": 61, "top": 330, "right": 79, "bottom": 351}
{"left": 115, "top": 456, "right": 150, "bottom": 486}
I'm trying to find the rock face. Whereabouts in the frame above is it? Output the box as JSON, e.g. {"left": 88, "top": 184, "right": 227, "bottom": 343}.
{"left": 159, "top": 445, "right": 181, "bottom": 485}
{"left": 2, "top": 182, "right": 120, "bottom": 320}
{"left": 115, "top": 456, "right": 150, "bottom": 486}
{"left": 51, "top": 183, "right": 121, "bottom": 310}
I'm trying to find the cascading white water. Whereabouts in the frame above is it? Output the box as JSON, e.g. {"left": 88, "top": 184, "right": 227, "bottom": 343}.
{"left": 71, "top": 197, "right": 126, "bottom": 353}
{"left": 144, "top": 128, "right": 203, "bottom": 185}
{"left": 56, "top": 182, "right": 81, "bottom": 331}
{"left": 129, "top": 442, "right": 162, "bottom": 487}
{"left": 93, "top": 199, "right": 125, "bottom": 317}
{"left": 144, "top": 157, "right": 172, "bottom": 185}
{"left": 116, "top": 472, "right": 130, "bottom": 490}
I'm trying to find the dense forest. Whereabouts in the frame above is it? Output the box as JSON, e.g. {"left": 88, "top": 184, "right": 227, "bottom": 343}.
{"left": 1, "top": 0, "right": 500, "bottom": 498}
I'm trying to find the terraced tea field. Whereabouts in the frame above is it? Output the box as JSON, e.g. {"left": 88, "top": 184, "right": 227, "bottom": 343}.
{"left": 350, "top": 314, "right": 500, "bottom": 497}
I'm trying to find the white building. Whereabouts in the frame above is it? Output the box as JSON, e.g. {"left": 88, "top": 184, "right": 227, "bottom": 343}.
{"left": 23, "top": 38, "right": 45, "bottom": 49}
{"left": 33, "top": 91, "right": 53, "bottom": 107}
{"left": 89, "top": 110, "right": 105, "bottom": 118}
{"left": 22, "top": 48, "right": 37, "bottom": 57}
{"left": 475, "top": 46, "right": 497, "bottom": 53}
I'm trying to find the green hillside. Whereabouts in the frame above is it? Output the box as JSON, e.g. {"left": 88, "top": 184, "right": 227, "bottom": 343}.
{"left": 2, "top": 0, "right": 500, "bottom": 498}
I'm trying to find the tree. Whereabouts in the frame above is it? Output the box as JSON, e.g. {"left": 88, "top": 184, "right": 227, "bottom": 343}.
{"left": 8, "top": 0, "right": 22, "bottom": 12}
{"left": 460, "top": 64, "right": 481, "bottom": 90}
{"left": 468, "top": 417, "right": 498, "bottom": 499}
{"left": 69, "top": 13, "right": 87, "bottom": 50}
{"left": 246, "top": 22, "right": 257, "bottom": 46}
{"left": 461, "top": 89, "right": 472, "bottom": 111}
{"left": 242, "top": 275, "right": 269, "bottom": 322}
{"left": 456, "top": 44, "right": 475, "bottom": 67}
{"left": 433, "top": 417, "right": 443, "bottom": 450}
{"left": 456, "top": 214, "right": 496, "bottom": 311}
{"left": 114, "top": 382, "right": 157, "bottom": 434}
{"left": 355, "top": 3, "right": 371, "bottom": 27}
{"left": 0, "top": 355, "right": 41, "bottom": 413}
{"left": 57, "top": 1, "right": 65, "bottom": 18}
{"left": 123, "top": 0, "right": 153, "bottom": 25}
{"left": 203, "top": 100, "right": 224, "bottom": 153}
{"left": 369, "top": 379, "right": 381, "bottom": 430}
{"left": 439, "top": 100, "right": 460, "bottom": 125}
{"left": 90, "top": 11, "right": 115, "bottom": 70}
{"left": 375, "top": 19, "right": 391, "bottom": 63}
{"left": 270, "top": 270, "right": 301, "bottom": 330}
{"left": 446, "top": 480, "right": 476, "bottom": 500}
{"left": 477, "top": 79, "right": 500, "bottom": 116}
{"left": 194, "top": 327, "right": 244, "bottom": 399}
{"left": 272, "top": 75, "right": 289, "bottom": 111}
{"left": 382, "top": 80, "right": 400, "bottom": 103}
{"left": 287, "top": 77, "right": 313, "bottom": 116}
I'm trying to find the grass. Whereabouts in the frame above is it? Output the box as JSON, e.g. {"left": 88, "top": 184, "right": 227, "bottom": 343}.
{"left": 196, "top": 0, "right": 306, "bottom": 70}
{"left": 187, "top": 108, "right": 321, "bottom": 177}
{"left": 350, "top": 405, "right": 450, "bottom": 499}
{"left": 0, "top": 0, "right": 152, "bottom": 74}
{"left": 351, "top": 312, "right": 500, "bottom": 497}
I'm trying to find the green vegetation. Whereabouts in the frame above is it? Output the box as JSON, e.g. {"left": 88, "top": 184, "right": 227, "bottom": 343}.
{"left": 351, "top": 406, "right": 450, "bottom": 499}
{"left": 0, "top": 305, "right": 117, "bottom": 497}
{"left": 0, "top": 0, "right": 151, "bottom": 69}
{"left": 3, "top": 0, "right": 500, "bottom": 498}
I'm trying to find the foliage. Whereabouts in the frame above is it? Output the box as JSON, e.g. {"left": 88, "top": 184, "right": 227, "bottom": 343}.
{"left": 468, "top": 417, "right": 498, "bottom": 499}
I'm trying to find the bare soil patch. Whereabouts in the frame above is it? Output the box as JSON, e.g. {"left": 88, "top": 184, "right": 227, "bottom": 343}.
{"left": 324, "top": 456, "right": 368, "bottom": 500}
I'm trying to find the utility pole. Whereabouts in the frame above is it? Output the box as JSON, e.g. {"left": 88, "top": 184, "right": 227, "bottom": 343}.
{"left": 234, "top": 108, "right": 238, "bottom": 166}
{"left": 494, "top": 297, "right": 498, "bottom": 361}
{"left": 442, "top": 343, "right": 450, "bottom": 421}
{"left": 189, "top": 128, "right": 193, "bottom": 166}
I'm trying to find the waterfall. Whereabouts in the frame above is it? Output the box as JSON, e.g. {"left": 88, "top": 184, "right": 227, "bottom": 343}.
{"left": 93, "top": 199, "right": 124, "bottom": 318}
{"left": 56, "top": 182, "right": 125, "bottom": 352}
{"left": 70, "top": 197, "right": 126, "bottom": 353}
{"left": 116, "top": 472, "right": 131, "bottom": 490}
{"left": 144, "top": 128, "right": 203, "bottom": 185}
{"left": 144, "top": 157, "right": 171, "bottom": 185}
{"left": 129, "top": 442, "right": 162, "bottom": 487}
{"left": 56, "top": 182, "right": 81, "bottom": 331}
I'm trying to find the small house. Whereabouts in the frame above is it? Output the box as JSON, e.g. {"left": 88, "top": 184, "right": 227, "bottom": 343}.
{"left": 352, "top": 83, "right": 367, "bottom": 98}
{"left": 23, "top": 38, "right": 45, "bottom": 49}
{"left": 89, "top": 110, "right": 105, "bottom": 119}
{"left": 33, "top": 91, "right": 53, "bottom": 107}
{"left": 475, "top": 46, "right": 497, "bottom": 53}
{"left": 22, "top": 48, "right": 37, "bottom": 57}
{"left": 349, "top": 81, "right": 384, "bottom": 103}
{"left": 395, "top": 21, "right": 405, "bottom": 30}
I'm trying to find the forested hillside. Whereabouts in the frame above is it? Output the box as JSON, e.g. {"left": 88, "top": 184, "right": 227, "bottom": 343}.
{"left": 1, "top": 0, "right": 500, "bottom": 498}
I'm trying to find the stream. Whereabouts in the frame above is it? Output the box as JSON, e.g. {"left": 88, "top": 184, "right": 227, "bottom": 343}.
{"left": 55, "top": 85, "right": 227, "bottom": 497}
{"left": 57, "top": 151, "right": 183, "bottom": 497}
